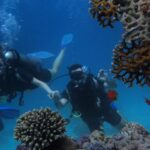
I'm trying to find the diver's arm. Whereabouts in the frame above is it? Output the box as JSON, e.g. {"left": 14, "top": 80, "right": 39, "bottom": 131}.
{"left": 53, "top": 89, "right": 69, "bottom": 108}
{"left": 49, "top": 48, "right": 66, "bottom": 78}
{"left": 32, "top": 77, "right": 59, "bottom": 99}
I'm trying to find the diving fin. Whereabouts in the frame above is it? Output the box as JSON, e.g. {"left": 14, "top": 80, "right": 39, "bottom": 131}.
{"left": 27, "top": 51, "right": 55, "bottom": 59}
{"left": 0, "top": 106, "right": 20, "bottom": 119}
{"left": 61, "top": 33, "right": 74, "bottom": 48}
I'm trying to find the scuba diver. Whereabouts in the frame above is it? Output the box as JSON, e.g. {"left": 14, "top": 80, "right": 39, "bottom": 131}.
{"left": 0, "top": 45, "right": 65, "bottom": 105}
{"left": 52, "top": 64, "right": 127, "bottom": 132}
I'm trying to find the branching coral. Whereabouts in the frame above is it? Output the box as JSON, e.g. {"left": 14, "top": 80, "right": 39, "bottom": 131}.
{"left": 90, "top": 0, "right": 150, "bottom": 42}
{"left": 119, "top": 0, "right": 150, "bottom": 43}
{"left": 89, "top": 0, "right": 119, "bottom": 28}
{"left": 112, "top": 41, "right": 150, "bottom": 86}
{"left": 113, "top": 0, "right": 150, "bottom": 86}
{"left": 14, "top": 108, "right": 67, "bottom": 150}
{"left": 89, "top": 0, "right": 150, "bottom": 86}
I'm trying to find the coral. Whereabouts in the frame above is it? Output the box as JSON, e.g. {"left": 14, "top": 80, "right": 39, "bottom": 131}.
{"left": 75, "top": 130, "right": 106, "bottom": 149}
{"left": 42, "top": 136, "right": 75, "bottom": 150}
{"left": 105, "top": 123, "right": 150, "bottom": 150}
{"left": 90, "top": 0, "right": 150, "bottom": 86}
{"left": 89, "top": 0, "right": 119, "bottom": 28}
{"left": 120, "top": 122, "right": 149, "bottom": 137}
{"left": 16, "top": 145, "right": 28, "bottom": 150}
{"left": 86, "top": 142, "right": 107, "bottom": 150}
{"left": 14, "top": 108, "right": 67, "bottom": 150}
{"left": 112, "top": 41, "right": 150, "bottom": 86}
{"left": 89, "top": 130, "right": 105, "bottom": 142}
{"left": 90, "top": 0, "right": 150, "bottom": 42}
{"left": 75, "top": 123, "right": 150, "bottom": 150}
{"left": 16, "top": 136, "right": 75, "bottom": 150}
{"left": 76, "top": 139, "right": 106, "bottom": 150}
{"left": 75, "top": 135, "right": 91, "bottom": 149}
{"left": 119, "top": 0, "right": 150, "bottom": 43}
{"left": 111, "top": 0, "right": 150, "bottom": 86}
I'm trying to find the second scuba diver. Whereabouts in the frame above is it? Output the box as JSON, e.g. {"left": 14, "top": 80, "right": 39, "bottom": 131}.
{"left": 52, "top": 64, "right": 127, "bottom": 132}
{"left": 0, "top": 46, "right": 65, "bottom": 105}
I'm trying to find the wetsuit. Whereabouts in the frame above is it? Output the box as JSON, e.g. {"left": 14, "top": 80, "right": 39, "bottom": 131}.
{"left": 62, "top": 74, "right": 122, "bottom": 131}
{"left": 0, "top": 49, "right": 52, "bottom": 97}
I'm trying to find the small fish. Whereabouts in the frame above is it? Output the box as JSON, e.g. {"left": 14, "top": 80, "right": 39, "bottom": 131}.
{"left": 107, "top": 90, "right": 118, "bottom": 101}
{"left": 145, "top": 98, "right": 150, "bottom": 105}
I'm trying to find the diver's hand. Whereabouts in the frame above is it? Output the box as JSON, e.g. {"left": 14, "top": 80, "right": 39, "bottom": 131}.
{"left": 59, "top": 98, "right": 68, "bottom": 105}
{"left": 54, "top": 98, "right": 68, "bottom": 109}
{"left": 48, "top": 90, "right": 61, "bottom": 101}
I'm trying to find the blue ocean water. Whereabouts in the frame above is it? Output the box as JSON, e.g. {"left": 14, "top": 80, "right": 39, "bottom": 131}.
{"left": 0, "top": 0, "right": 150, "bottom": 149}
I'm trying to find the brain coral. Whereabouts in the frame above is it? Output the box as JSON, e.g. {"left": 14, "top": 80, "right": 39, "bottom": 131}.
{"left": 14, "top": 108, "right": 67, "bottom": 150}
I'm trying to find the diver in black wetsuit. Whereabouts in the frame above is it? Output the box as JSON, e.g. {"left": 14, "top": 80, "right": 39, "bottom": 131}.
{"left": 0, "top": 46, "right": 65, "bottom": 105}
{"left": 53, "top": 64, "right": 126, "bottom": 131}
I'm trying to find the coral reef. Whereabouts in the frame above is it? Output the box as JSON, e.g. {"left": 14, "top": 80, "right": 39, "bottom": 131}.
{"left": 89, "top": 0, "right": 119, "bottom": 28}
{"left": 111, "top": 0, "right": 150, "bottom": 86}
{"left": 15, "top": 120, "right": 150, "bottom": 150}
{"left": 75, "top": 123, "right": 150, "bottom": 150}
{"left": 16, "top": 145, "right": 28, "bottom": 150}
{"left": 112, "top": 41, "right": 150, "bottom": 86}
{"left": 86, "top": 142, "right": 107, "bottom": 150}
{"left": 89, "top": 0, "right": 150, "bottom": 86}
{"left": 75, "top": 130, "right": 106, "bottom": 149}
{"left": 16, "top": 136, "right": 75, "bottom": 150}
{"left": 118, "top": 0, "right": 150, "bottom": 43}
{"left": 105, "top": 123, "right": 150, "bottom": 150}
{"left": 14, "top": 108, "right": 68, "bottom": 150}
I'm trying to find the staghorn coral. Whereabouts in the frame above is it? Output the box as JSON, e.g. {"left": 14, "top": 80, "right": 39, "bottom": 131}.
{"left": 14, "top": 108, "right": 68, "bottom": 150}
{"left": 112, "top": 41, "right": 150, "bottom": 86}
{"left": 89, "top": 0, "right": 119, "bottom": 28}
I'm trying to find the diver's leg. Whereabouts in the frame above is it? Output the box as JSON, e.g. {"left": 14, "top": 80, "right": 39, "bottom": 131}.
{"left": 49, "top": 48, "right": 65, "bottom": 78}
{"left": 0, "top": 118, "right": 4, "bottom": 131}
{"left": 82, "top": 117, "right": 101, "bottom": 132}
{"left": 104, "top": 107, "right": 127, "bottom": 130}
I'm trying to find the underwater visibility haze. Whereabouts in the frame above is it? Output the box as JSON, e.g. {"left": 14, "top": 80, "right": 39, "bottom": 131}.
{"left": 0, "top": 0, "right": 150, "bottom": 150}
